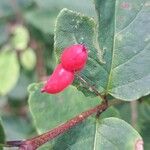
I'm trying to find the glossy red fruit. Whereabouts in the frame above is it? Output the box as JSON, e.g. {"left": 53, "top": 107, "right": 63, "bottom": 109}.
{"left": 61, "top": 44, "right": 88, "bottom": 72}
{"left": 41, "top": 64, "right": 74, "bottom": 94}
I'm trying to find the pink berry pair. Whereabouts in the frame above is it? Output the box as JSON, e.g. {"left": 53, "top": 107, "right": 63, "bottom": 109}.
{"left": 41, "top": 44, "right": 88, "bottom": 94}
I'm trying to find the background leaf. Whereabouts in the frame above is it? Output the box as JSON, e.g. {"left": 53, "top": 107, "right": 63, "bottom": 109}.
{"left": 0, "top": 119, "right": 5, "bottom": 150}
{"left": 100, "top": 106, "right": 120, "bottom": 119}
{"left": 0, "top": 0, "right": 33, "bottom": 19}
{"left": 8, "top": 71, "right": 35, "bottom": 100}
{"left": 33, "top": 0, "right": 96, "bottom": 18}
{"left": 28, "top": 83, "right": 101, "bottom": 133}
{"left": 25, "top": 10, "right": 58, "bottom": 35}
{"left": 0, "top": 50, "right": 20, "bottom": 96}
{"left": 116, "top": 96, "right": 150, "bottom": 150}
{"left": 140, "top": 122, "right": 150, "bottom": 150}
{"left": 11, "top": 25, "right": 30, "bottom": 50}
{"left": 20, "top": 48, "right": 36, "bottom": 70}
{"left": 1, "top": 116, "right": 34, "bottom": 140}
{"left": 0, "top": 22, "right": 8, "bottom": 46}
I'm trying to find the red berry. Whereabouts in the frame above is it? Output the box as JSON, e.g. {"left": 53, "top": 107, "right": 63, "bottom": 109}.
{"left": 41, "top": 64, "right": 74, "bottom": 94}
{"left": 61, "top": 44, "right": 88, "bottom": 72}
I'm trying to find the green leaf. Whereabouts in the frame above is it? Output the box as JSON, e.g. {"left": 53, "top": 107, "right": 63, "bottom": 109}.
{"left": 100, "top": 106, "right": 120, "bottom": 119}
{"left": 26, "top": 0, "right": 96, "bottom": 36}
{"left": 25, "top": 9, "right": 58, "bottom": 34}
{"left": 28, "top": 83, "right": 101, "bottom": 133}
{"left": 0, "top": 0, "right": 14, "bottom": 18}
{"left": 20, "top": 48, "right": 36, "bottom": 70}
{"left": 11, "top": 25, "right": 30, "bottom": 50}
{"left": 47, "top": 117, "right": 143, "bottom": 150}
{"left": 0, "top": 119, "right": 5, "bottom": 150}
{"left": 116, "top": 99, "right": 150, "bottom": 149}
{"left": 140, "top": 122, "right": 150, "bottom": 150}
{"left": 0, "top": 0, "right": 33, "bottom": 19}
{"left": 2, "top": 116, "right": 33, "bottom": 140}
{"left": 117, "top": 102, "right": 131, "bottom": 124}
{"left": 117, "top": 99, "right": 150, "bottom": 128}
{"left": 0, "top": 22, "right": 8, "bottom": 46}
{"left": 54, "top": 9, "right": 106, "bottom": 97}
{"left": 139, "top": 101, "right": 150, "bottom": 123}
{"left": 8, "top": 72, "right": 34, "bottom": 100}
{"left": 29, "top": 84, "right": 142, "bottom": 149}
{"left": 0, "top": 49, "right": 20, "bottom": 96}
{"left": 138, "top": 101, "right": 150, "bottom": 150}
{"left": 54, "top": 1, "right": 150, "bottom": 101}
{"left": 141, "top": 95, "right": 150, "bottom": 105}
{"left": 95, "top": 0, "right": 150, "bottom": 100}
{"left": 33, "top": 0, "right": 96, "bottom": 18}
{"left": 0, "top": 96, "right": 7, "bottom": 109}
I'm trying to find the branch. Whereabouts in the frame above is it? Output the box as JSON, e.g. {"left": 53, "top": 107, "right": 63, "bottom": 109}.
{"left": 131, "top": 100, "right": 138, "bottom": 128}
{"left": 5, "top": 102, "right": 108, "bottom": 150}
{"left": 75, "top": 74, "right": 105, "bottom": 101}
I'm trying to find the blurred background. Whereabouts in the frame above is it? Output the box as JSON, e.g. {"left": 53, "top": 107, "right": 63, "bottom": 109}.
{"left": 0, "top": 0, "right": 96, "bottom": 144}
{"left": 0, "top": 0, "right": 149, "bottom": 149}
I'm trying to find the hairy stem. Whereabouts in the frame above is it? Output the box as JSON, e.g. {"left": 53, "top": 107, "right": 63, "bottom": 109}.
{"left": 5, "top": 102, "right": 108, "bottom": 150}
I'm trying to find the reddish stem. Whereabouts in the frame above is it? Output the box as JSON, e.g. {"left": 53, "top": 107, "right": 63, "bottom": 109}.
{"left": 11, "top": 102, "right": 107, "bottom": 150}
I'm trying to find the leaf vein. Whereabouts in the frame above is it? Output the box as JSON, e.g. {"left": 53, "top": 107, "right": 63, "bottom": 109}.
{"left": 109, "top": 73, "right": 150, "bottom": 90}
{"left": 116, "top": 4, "right": 144, "bottom": 36}
{"left": 112, "top": 43, "right": 149, "bottom": 70}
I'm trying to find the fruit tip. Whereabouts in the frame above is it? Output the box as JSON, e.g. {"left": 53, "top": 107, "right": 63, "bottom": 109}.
{"left": 81, "top": 44, "right": 87, "bottom": 52}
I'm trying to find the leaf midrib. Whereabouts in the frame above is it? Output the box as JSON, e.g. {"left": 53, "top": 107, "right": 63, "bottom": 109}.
{"left": 106, "top": 1, "right": 146, "bottom": 92}
{"left": 93, "top": 120, "right": 98, "bottom": 150}
{"left": 106, "top": 0, "right": 117, "bottom": 93}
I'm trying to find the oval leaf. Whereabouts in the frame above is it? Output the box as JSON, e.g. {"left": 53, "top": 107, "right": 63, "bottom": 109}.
{"left": 95, "top": 0, "right": 150, "bottom": 101}
{"left": 20, "top": 48, "right": 36, "bottom": 70}
{"left": 52, "top": 117, "right": 143, "bottom": 150}
{"left": 0, "top": 119, "right": 5, "bottom": 150}
{"left": 28, "top": 83, "right": 101, "bottom": 133}
{"left": 11, "top": 25, "right": 29, "bottom": 50}
{"left": 54, "top": 0, "right": 150, "bottom": 101}
{"left": 0, "top": 50, "right": 20, "bottom": 96}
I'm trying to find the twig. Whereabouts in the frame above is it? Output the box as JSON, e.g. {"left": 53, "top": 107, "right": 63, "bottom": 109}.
{"left": 75, "top": 74, "right": 105, "bottom": 101}
{"left": 4, "top": 102, "right": 108, "bottom": 150}
{"left": 131, "top": 101, "right": 138, "bottom": 128}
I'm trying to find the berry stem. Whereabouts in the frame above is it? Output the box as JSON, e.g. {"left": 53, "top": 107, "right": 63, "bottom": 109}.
{"left": 4, "top": 102, "right": 108, "bottom": 150}
{"left": 76, "top": 74, "right": 105, "bottom": 101}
